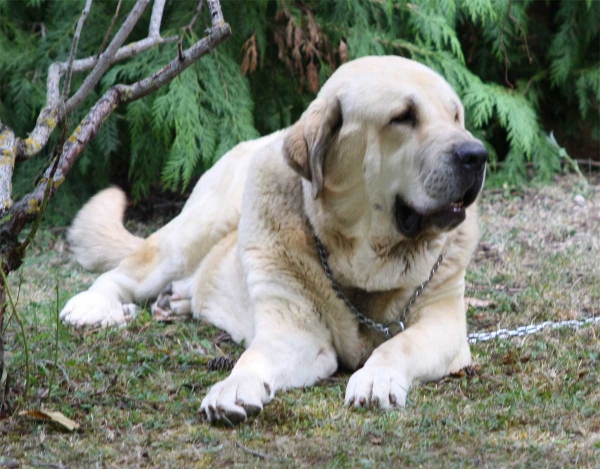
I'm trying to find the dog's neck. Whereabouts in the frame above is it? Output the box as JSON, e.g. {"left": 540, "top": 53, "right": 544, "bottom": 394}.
{"left": 302, "top": 178, "right": 447, "bottom": 293}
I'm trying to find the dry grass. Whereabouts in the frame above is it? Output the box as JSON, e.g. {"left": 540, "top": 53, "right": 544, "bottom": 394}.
{"left": 1, "top": 175, "right": 599, "bottom": 468}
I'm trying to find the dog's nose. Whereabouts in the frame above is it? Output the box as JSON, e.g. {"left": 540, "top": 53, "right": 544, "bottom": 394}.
{"left": 454, "top": 141, "right": 488, "bottom": 171}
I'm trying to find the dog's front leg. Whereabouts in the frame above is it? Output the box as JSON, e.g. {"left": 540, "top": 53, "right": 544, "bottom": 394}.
{"left": 200, "top": 299, "right": 338, "bottom": 424}
{"left": 345, "top": 296, "right": 471, "bottom": 409}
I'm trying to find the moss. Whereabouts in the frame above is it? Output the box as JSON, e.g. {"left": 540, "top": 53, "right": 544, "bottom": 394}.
{"left": 24, "top": 137, "right": 42, "bottom": 155}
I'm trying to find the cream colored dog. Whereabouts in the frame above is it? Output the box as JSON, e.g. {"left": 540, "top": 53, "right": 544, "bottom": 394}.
{"left": 60, "top": 56, "right": 487, "bottom": 424}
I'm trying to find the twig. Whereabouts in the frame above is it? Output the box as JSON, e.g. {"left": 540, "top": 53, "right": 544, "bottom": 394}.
{"left": 65, "top": 0, "right": 150, "bottom": 115}
{"left": 2, "top": 6, "right": 231, "bottom": 235}
{"left": 2, "top": 266, "right": 24, "bottom": 332}
{"left": 208, "top": 0, "right": 225, "bottom": 26}
{"left": 20, "top": 151, "right": 60, "bottom": 253}
{"left": 178, "top": 0, "right": 204, "bottom": 60}
{"left": 11, "top": 13, "right": 179, "bottom": 162}
{"left": 96, "top": 0, "right": 123, "bottom": 59}
{"left": 0, "top": 121, "right": 17, "bottom": 211}
{"left": 509, "top": 11, "right": 532, "bottom": 65}
{"left": 0, "top": 268, "right": 29, "bottom": 404}
{"left": 576, "top": 159, "right": 600, "bottom": 169}
{"left": 149, "top": 0, "right": 168, "bottom": 38}
{"left": 30, "top": 462, "right": 67, "bottom": 469}
{"left": 62, "top": 0, "right": 93, "bottom": 101}
{"left": 46, "top": 279, "right": 60, "bottom": 400}
{"left": 499, "top": 0, "right": 514, "bottom": 89}
{"left": 38, "top": 359, "right": 70, "bottom": 386}
{"left": 236, "top": 441, "right": 271, "bottom": 460}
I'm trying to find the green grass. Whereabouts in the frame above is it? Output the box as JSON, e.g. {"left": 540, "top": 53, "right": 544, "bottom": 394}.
{"left": 1, "top": 175, "right": 599, "bottom": 468}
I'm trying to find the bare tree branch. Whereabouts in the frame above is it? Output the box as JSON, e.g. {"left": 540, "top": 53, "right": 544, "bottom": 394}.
{"left": 0, "top": 122, "right": 18, "bottom": 212}
{"left": 499, "top": 0, "right": 514, "bottom": 89}
{"left": 96, "top": 0, "right": 123, "bottom": 59}
{"left": 149, "top": 0, "right": 167, "bottom": 38}
{"left": 65, "top": 0, "right": 150, "bottom": 114}
{"left": 178, "top": 0, "right": 204, "bottom": 60}
{"left": 14, "top": 1, "right": 179, "bottom": 162}
{"left": 208, "top": 0, "right": 225, "bottom": 26}
{"left": 3, "top": 8, "right": 231, "bottom": 237}
{"left": 62, "top": 0, "right": 94, "bottom": 101}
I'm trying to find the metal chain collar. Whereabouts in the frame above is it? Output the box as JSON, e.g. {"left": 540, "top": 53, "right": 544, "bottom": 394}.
{"left": 315, "top": 236, "right": 600, "bottom": 343}
{"left": 315, "top": 235, "right": 444, "bottom": 339}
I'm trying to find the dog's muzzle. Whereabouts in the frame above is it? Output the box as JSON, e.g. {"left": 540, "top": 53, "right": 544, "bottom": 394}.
{"left": 394, "top": 141, "right": 487, "bottom": 238}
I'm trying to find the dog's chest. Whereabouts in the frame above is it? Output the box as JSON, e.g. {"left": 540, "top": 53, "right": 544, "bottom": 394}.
{"left": 328, "top": 286, "right": 412, "bottom": 369}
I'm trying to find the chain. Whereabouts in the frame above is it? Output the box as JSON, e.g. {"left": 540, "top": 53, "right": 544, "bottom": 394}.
{"left": 314, "top": 235, "right": 600, "bottom": 343}
{"left": 467, "top": 316, "right": 600, "bottom": 344}
{"left": 315, "top": 235, "right": 443, "bottom": 340}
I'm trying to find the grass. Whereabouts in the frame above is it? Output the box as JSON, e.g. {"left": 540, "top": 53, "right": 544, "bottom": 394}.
{"left": 1, "top": 175, "right": 599, "bottom": 468}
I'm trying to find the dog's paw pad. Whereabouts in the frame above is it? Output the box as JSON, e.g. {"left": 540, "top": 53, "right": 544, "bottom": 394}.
{"left": 200, "top": 372, "right": 272, "bottom": 425}
{"left": 345, "top": 366, "right": 409, "bottom": 410}
{"left": 60, "top": 291, "right": 136, "bottom": 328}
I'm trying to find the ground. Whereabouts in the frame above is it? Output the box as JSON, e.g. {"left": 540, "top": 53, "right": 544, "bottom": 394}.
{"left": 1, "top": 174, "right": 599, "bottom": 468}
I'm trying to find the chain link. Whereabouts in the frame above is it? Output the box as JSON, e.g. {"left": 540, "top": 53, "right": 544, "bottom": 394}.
{"left": 315, "top": 235, "right": 600, "bottom": 343}
{"left": 315, "top": 235, "right": 443, "bottom": 339}
{"left": 467, "top": 316, "right": 600, "bottom": 344}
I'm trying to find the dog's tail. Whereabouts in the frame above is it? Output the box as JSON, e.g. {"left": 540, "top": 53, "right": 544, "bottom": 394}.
{"left": 67, "top": 187, "right": 144, "bottom": 272}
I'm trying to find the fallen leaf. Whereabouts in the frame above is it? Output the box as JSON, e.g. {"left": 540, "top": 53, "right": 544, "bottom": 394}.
{"left": 465, "top": 297, "right": 495, "bottom": 310}
{"left": 369, "top": 435, "right": 383, "bottom": 445}
{"left": 19, "top": 409, "right": 79, "bottom": 431}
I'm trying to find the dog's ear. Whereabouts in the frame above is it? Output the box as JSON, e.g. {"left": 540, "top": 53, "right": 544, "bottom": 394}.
{"left": 283, "top": 97, "right": 341, "bottom": 199}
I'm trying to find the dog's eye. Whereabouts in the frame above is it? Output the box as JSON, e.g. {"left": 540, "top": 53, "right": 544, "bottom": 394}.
{"left": 390, "top": 107, "right": 417, "bottom": 127}
{"left": 455, "top": 112, "right": 460, "bottom": 123}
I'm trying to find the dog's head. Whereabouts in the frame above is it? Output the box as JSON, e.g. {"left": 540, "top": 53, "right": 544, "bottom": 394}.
{"left": 284, "top": 56, "right": 486, "bottom": 241}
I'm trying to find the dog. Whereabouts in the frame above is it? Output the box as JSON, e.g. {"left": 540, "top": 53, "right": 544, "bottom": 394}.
{"left": 60, "top": 56, "right": 487, "bottom": 424}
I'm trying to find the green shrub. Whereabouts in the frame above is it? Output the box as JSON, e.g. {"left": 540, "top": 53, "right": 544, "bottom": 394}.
{"left": 1, "top": 0, "right": 598, "bottom": 220}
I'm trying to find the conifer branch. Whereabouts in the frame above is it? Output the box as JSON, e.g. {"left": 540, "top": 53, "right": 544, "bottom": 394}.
{"left": 62, "top": 0, "right": 94, "bottom": 101}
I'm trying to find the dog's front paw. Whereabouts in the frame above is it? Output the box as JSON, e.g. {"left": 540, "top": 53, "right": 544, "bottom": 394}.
{"left": 345, "top": 366, "right": 410, "bottom": 410}
{"left": 60, "top": 291, "right": 138, "bottom": 328}
{"left": 200, "top": 371, "right": 274, "bottom": 425}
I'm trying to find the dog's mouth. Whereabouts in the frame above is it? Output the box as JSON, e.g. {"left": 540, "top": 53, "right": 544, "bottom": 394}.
{"left": 394, "top": 177, "right": 482, "bottom": 238}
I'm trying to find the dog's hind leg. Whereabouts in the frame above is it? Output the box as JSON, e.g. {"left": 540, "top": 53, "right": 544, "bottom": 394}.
{"left": 60, "top": 230, "right": 184, "bottom": 327}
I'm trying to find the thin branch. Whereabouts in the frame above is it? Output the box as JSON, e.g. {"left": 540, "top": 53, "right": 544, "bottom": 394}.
{"left": 67, "top": 34, "right": 178, "bottom": 75}
{"left": 15, "top": 8, "right": 178, "bottom": 161}
{"left": 208, "top": 0, "right": 225, "bottom": 27}
{"left": 65, "top": 0, "right": 150, "bottom": 115}
{"left": 149, "top": 0, "right": 167, "bottom": 38}
{"left": 62, "top": 0, "right": 93, "bottom": 101}
{"left": 0, "top": 121, "right": 17, "bottom": 213}
{"left": 499, "top": 0, "right": 514, "bottom": 89}
{"left": 0, "top": 268, "right": 30, "bottom": 404}
{"left": 236, "top": 442, "right": 271, "bottom": 460}
{"left": 509, "top": 12, "right": 532, "bottom": 65}
{"left": 178, "top": 0, "right": 204, "bottom": 60}
{"left": 96, "top": 0, "right": 123, "bottom": 59}
{"left": 3, "top": 18, "right": 231, "bottom": 234}
{"left": 575, "top": 159, "right": 600, "bottom": 169}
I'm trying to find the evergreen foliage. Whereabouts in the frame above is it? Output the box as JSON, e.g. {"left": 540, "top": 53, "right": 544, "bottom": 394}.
{"left": 0, "top": 0, "right": 598, "bottom": 216}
